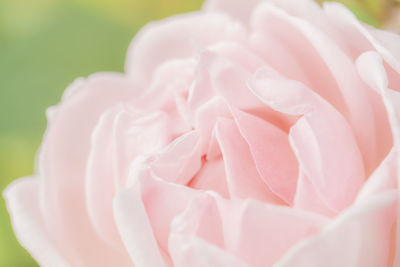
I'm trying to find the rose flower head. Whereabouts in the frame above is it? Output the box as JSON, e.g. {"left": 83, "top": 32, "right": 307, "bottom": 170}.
{"left": 4, "top": 0, "right": 400, "bottom": 266}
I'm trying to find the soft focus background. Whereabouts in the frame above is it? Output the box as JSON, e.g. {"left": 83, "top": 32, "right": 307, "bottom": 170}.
{"left": 0, "top": 0, "right": 398, "bottom": 265}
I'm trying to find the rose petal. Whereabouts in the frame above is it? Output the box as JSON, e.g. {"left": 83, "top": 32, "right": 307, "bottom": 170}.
{"left": 150, "top": 131, "right": 203, "bottom": 185}
{"left": 279, "top": 147, "right": 399, "bottom": 267}
{"left": 356, "top": 51, "right": 400, "bottom": 265}
{"left": 294, "top": 172, "right": 336, "bottom": 218}
{"left": 323, "top": 2, "right": 394, "bottom": 163}
{"left": 277, "top": 191, "right": 397, "bottom": 267}
{"left": 324, "top": 2, "right": 400, "bottom": 72}
{"left": 356, "top": 149, "right": 398, "bottom": 202}
{"left": 215, "top": 117, "right": 284, "bottom": 203}
{"left": 170, "top": 192, "right": 328, "bottom": 267}
{"left": 169, "top": 194, "right": 250, "bottom": 267}
{"left": 194, "top": 97, "right": 231, "bottom": 156}
{"left": 218, "top": 198, "right": 329, "bottom": 267}
{"left": 86, "top": 106, "right": 171, "bottom": 247}
{"left": 250, "top": 4, "right": 346, "bottom": 114}
{"left": 113, "top": 185, "right": 167, "bottom": 267}
{"left": 39, "top": 73, "right": 138, "bottom": 266}
{"left": 208, "top": 41, "right": 264, "bottom": 73}
{"left": 230, "top": 106, "right": 299, "bottom": 204}
{"left": 188, "top": 50, "right": 264, "bottom": 113}
{"left": 126, "top": 13, "right": 246, "bottom": 86}
{"left": 135, "top": 170, "right": 202, "bottom": 255}
{"left": 85, "top": 108, "right": 122, "bottom": 249}
{"left": 189, "top": 157, "right": 230, "bottom": 198}
{"left": 3, "top": 177, "right": 70, "bottom": 267}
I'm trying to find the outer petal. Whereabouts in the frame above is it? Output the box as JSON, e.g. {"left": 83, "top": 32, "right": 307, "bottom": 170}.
{"left": 40, "top": 74, "right": 137, "bottom": 266}
{"left": 356, "top": 51, "right": 400, "bottom": 266}
{"left": 276, "top": 192, "right": 397, "bottom": 267}
{"left": 125, "top": 12, "right": 246, "bottom": 86}
{"left": 86, "top": 106, "right": 171, "bottom": 248}
{"left": 277, "top": 149, "right": 399, "bottom": 267}
{"left": 3, "top": 177, "right": 70, "bottom": 267}
{"left": 322, "top": 2, "right": 394, "bottom": 163}
{"left": 324, "top": 2, "right": 400, "bottom": 72}
{"left": 203, "top": 0, "right": 325, "bottom": 28}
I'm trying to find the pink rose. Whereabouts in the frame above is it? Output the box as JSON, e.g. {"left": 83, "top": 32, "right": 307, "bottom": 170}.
{"left": 4, "top": 0, "right": 400, "bottom": 266}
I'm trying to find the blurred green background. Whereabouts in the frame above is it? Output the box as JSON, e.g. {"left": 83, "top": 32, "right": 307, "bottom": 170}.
{"left": 0, "top": 0, "right": 397, "bottom": 265}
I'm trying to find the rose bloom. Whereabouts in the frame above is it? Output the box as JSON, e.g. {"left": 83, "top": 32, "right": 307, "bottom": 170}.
{"left": 4, "top": 0, "right": 400, "bottom": 266}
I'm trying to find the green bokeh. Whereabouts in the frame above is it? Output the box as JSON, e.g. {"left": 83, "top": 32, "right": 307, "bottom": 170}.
{"left": 0, "top": 0, "right": 394, "bottom": 266}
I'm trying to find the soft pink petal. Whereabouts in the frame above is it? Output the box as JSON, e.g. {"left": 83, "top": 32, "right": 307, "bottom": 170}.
{"left": 289, "top": 114, "right": 364, "bottom": 211}
{"left": 208, "top": 41, "right": 264, "bottom": 73}
{"left": 85, "top": 106, "right": 171, "bottom": 248}
{"left": 250, "top": 4, "right": 346, "bottom": 114}
{"left": 266, "top": 0, "right": 325, "bottom": 22}
{"left": 323, "top": 2, "right": 393, "bottom": 163}
{"left": 324, "top": 2, "right": 400, "bottom": 72}
{"left": 294, "top": 172, "right": 336, "bottom": 218}
{"left": 39, "top": 73, "right": 137, "bottom": 266}
{"left": 150, "top": 131, "right": 203, "bottom": 185}
{"left": 85, "top": 108, "right": 122, "bottom": 249}
{"left": 220, "top": 199, "right": 329, "bottom": 267}
{"left": 356, "top": 51, "right": 400, "bottom": 265}
{"left": 188, "top": 50, "right": 264, "bottom": 113}
{"left": 189, "top": 194, "right": 328, "bottom": 267}
{"left": 169, "top": 192, "right": 328, "bottom": 267}
{"left": 277, "top": 192, "right": 397, "bottom": 267}
{"left": 249, "top": 67, "right": 365, "bottom": 212}
{"left": 169, "top": 234, "right": 249, "bottom": 267}
{"left": 3, "top": 177, "right": 70, "bottom": 267}
{"left": 322, "top": 3, "right": 373, "bottom": 58}
{"left": 215, "top": 117, "right": 285, "bottom": 204}
{"left": 194, "top": 97, "right": 231, "bottom": 157}
{"left": 125, "top": 13, "right": 246, "bottom": 86}
{"left": 279, "top": 52, "right": 400, "bottom": 266}
{"left": 169, "top": 194, "right": 249, "bottom": 267}
{"left": 230, "top": 107, "right": 298, "bottom": 204}
{"left": 132, "top": 58, "right": 196, "bottom": 130}
{"left": 113, "top": 185, "right": 167, "bottom": 267}
{"left": 189, "top": 157, "right": 230, "bottom": 198}
{"left": 249, "top": 30, "right": 309, "bottom": 87}
{"left": 356, "top": 149, "right": 398, "bottom": 202}
{"left": 136, "top": 169, "right": 202, "bottom": 254}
